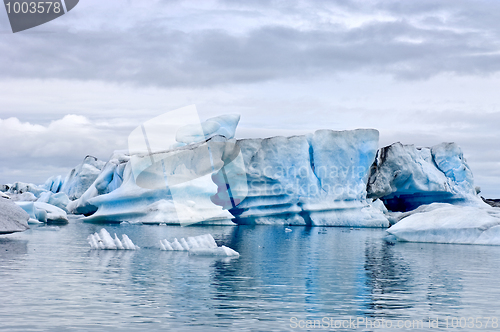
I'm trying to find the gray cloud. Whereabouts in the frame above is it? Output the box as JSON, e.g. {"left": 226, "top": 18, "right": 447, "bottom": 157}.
{"left": 2, "top": 0, "right": 500, "bottom": 86}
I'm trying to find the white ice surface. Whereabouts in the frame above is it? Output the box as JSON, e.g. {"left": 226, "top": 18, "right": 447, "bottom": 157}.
{"left": 387, "top": 203, "right": 500, "bottom": 245}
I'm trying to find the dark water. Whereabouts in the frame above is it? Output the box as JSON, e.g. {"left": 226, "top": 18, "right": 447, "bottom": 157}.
{"left": 2, "top": 218, "right": 500, "bottom": 331}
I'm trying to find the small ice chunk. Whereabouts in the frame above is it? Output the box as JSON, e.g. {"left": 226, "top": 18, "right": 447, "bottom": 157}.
{"left": 189, "top": 245, "right": 239, "bottom": 257}
{"left": 285, "top": 228, "right": 292, "bottom": 232}
{"left": 87, "top": 228, "right": 138, "bottom": 250}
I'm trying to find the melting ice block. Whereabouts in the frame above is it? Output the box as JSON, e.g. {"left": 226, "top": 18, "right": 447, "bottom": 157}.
{"left": 88, "top": 228, "right": 139, "bottom": 250}
{"left": 387, "top": 203, "right": 500, "bottom": 245}
{"left": 159, "top": 234, "right": 239, "bottom": 256}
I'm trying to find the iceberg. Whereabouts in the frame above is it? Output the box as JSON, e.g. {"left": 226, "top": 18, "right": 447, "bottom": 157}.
{"left": 37, "top": 191, "right": 70, "bottom": 212}
{"left": 43, "top": 175, "right": 64, "bottom": 193}
{"left": 6, "top": 192, "right": 37, "bottom": 202}
{"left": 0, "top": 197, "right": 30, "bottom": 234}
{"left": 45, "top": 110, "right": 390, "bottom": 227}
{"left": 4, "top": 181, "right": 45, "bottom": 198}
{"left": 367, "top": 142, "right": 478, "bottom": 212}
{"left": 66, "top": 127, "right": 388, "bottom": 227}
{"left": 70, "top": 146, "right": 238, "bottom": 225}
{"left": 231, "top": 129, "right": 389, "bottom": 227}
{"left": 87, "top": 228, "right": 139, "bottom": 250}
{"left": 16, "top": 201, "right": 69, "bottom": 224}
{"left": 59, "top": 155, "right": 105, "bottom": 200}
{"left": 387, "top": 203, "right": 500, "bottom": 245}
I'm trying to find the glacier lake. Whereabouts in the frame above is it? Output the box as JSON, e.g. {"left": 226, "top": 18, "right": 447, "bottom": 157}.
{"left": 2, "top": 219, "right": 500, "bottom": 331}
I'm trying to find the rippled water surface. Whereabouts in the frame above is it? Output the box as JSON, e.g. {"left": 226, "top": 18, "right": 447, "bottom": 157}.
{"left": 2, "top": 218, "right": 500, "bottom": 331}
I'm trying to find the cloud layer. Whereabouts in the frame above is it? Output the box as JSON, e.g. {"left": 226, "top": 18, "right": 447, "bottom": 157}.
{"left": 2, "top": 0, "right": 500, "bottom": 86}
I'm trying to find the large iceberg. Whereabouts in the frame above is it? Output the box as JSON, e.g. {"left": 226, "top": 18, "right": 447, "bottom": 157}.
{"left": 0, "top": 197, "right": 30, "bottom": 234}
{"left": 62, "top": 122, "right": 388, "bottom": 226}
{"left": 367, "top": 142, "right": 478, "bottom": 211}
{"left": 231, "top": 129, "right": 388, "bottom": 226}
{"left": 387, "top": 203, "right": 500, "bottom": 245}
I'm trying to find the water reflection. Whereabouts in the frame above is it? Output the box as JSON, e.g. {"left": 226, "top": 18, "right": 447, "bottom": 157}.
{"left": 3, "top": 222, "right": 500, "bottom": 331}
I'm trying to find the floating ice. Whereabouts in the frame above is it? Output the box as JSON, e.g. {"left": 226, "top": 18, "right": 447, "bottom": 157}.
{"left": 160, "top": 234, "right": 239, "bottom": 256}
{"left": 16, "top": 201, "right": 68, "bottom": 224}
{"left": 88, "top": 228, "right": 139, "bottom": 250}
{"left": 387, "top": 203, "right": 500, "bottom": 245}
{"left": 159, "top": 234, "right": 217, "bottom": 251}
{"left": 189, "top": 246, "right": 240, "bottom": 257}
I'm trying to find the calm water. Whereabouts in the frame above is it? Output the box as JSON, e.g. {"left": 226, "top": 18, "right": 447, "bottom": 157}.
{"left": 2, "top": 218, "right": 500, "bottom": 331}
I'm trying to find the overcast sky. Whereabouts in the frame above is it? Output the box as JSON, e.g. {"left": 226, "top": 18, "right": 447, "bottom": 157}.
{"left": 0, "top": 0, "right": 499, "bottom": 197}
